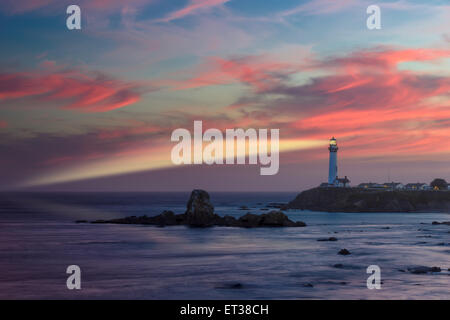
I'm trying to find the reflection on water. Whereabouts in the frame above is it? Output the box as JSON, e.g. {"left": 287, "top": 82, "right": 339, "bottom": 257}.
{"left": 0, "top": 192, "right": 449, "bottom": 299}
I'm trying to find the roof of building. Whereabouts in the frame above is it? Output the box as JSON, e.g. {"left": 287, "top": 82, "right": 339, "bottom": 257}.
{"left": 383, "top": 182, "right": 403, "bottom": 186}
{"left": 405, "top": 183, "right": 427, "bottom": 187}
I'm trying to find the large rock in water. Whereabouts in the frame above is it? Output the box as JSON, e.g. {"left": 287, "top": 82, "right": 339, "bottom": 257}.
{"left": 185, "top": 189, "right": 217, "bottom": 227}
{"left": 91, "top": 189, "right": 307, "bottom": 228}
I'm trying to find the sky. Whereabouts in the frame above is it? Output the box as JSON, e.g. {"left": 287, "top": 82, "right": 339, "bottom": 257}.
{"left": 0, "top": 0, "right": 449, "bottom": 191}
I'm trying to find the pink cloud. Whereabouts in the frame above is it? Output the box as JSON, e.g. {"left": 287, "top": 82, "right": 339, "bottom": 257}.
{"left": 159, "top": 0, "right": 230, "bottom": 22}
{"left": 171, "top": 55, "right": 298, "bottom": 92}
{"left": 0, "top": 69, "right": 144, "bottom": 112}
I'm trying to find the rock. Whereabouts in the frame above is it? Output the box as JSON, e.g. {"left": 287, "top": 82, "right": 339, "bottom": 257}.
{"left": 216, "top": 282, "right": 243, "bottom": 289}
{"left": 303, "top": 283, "right": 314, "bottom": 288}
{"left": 432, "top": 221, "right": 450, "bottom": 226}
{"left": 338, "top": 249, "right": 351, "bottom": 255}
{"left": 333, "top": 264, "right": 344, "bottom": 268}
{"left": 152, "top": 211, "right": 179, "bottom": 226}
{"left": 430, "top": 267, "right": 441, "bottom": 272}
{"left": 266, "top": 202, "right": 285, "bottom": 209}
{"left": 185, "top": 189, "right": 216, "bottom": 227}
{"left": 317, "top": 237, "right": 338, "bottom": 242}
{"left": 238, "top": 211, "right": 306, "bottom": 228}
{"left": 407, "top": 266, "right": 441, "bottom": 274}
{"left": 75, "top": 220, "right": 88, "bottom": 223}
{"left": 91, "top": 190, "right": 307, "bottom": 229}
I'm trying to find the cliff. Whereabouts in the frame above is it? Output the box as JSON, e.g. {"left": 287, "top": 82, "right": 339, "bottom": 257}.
{"left": 285, "top": 187, "right": 450, "bottom": 212}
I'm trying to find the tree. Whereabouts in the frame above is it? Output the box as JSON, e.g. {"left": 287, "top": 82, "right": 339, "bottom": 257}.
{"left": 430, "top": 178, "right": 448, "bottom": 190}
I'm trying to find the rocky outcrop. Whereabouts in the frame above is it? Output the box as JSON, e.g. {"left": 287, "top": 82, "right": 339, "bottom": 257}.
{"left": 407, "top": 266, "right": 441, "bottom": 274}
{"left": 184, "top": 189, "right": 216, "bottom": 227}
{"left": 317, "top": 237, "right": 338, "bottom": 242}
{"left": 236, "top": 211, "right": 306, "bottom": 227}
{"left": 285, "top": 187, "right": 450, "bottom": 212}
{"left": 92, "top": 189, "right": 306, "bottom": 228}
{"left": 338, "top": 249, "right": 351, "bottom": 255}
{"left": 432, "top": 221, "right": 450, "bottom": 226}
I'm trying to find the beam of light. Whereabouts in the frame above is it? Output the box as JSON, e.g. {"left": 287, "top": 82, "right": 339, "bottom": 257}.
{"left": 22, "top": 138, "right": 326, "bottom": 187}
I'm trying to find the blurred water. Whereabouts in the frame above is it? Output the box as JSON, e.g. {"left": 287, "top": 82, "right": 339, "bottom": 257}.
{"left": 0, "top": 192, "right": 448, "bottom": 299}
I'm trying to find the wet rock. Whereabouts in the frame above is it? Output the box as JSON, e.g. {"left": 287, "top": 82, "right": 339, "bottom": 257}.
{"left": 238, "top": 211, "right": 306, "bottom": 228}
{"left": 338, "top": 249, "right": 351, "bottom": 255}
{"left": 317, "top": 237, "right": 338, "bottom": 242}
{"left": 432, "top": 221, "right": 450, "bottom": 226}
{"left": 185, "top": 189, "right": 216, "bottom": 227}
{"left": 407, "top": 266, "right": 441, "bottom": 274}
{"left": 75, "top": 220, "right": 88, "bottom": 223}
{"left": 216, "top": 282, "right": 243, "bottom": 289}
{"left": 333, "top": 264, "right": 344, "bottom": 268}
{"left": 91, "top": 190, "right": 307, "bottom": 229}
{"left": 303, "top": 283, "right": 314, "bottom": 288}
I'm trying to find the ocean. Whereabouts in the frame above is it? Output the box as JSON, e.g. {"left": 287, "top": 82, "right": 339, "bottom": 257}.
{"left": 0, "top": 192, "right": 448, "bottom": 299}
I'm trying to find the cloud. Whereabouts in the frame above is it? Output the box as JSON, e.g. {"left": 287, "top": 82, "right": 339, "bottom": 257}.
{"left": 279, "top": 0, "right": 360, "bottom": 17}
{"left": 197, "top": 46, "right": 450, "bottom": 158}
{"left": 0, "top": 69, "right": 145, "bottom": 112}
{"left": 0, "top": 0, "right": 151, "bottom": 14}
{"left": 167, "top": 47, "right": 314, "bottom": 92}
{"left": 158, "top": 0, "right": 230, "bottom": 22}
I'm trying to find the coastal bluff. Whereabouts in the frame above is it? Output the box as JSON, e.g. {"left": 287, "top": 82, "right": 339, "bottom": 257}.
{"left": 285, "top": 187, "right": 450, "bottom": 213}
{"left": 92, "top": 189, "right": 306, "bottom": 228}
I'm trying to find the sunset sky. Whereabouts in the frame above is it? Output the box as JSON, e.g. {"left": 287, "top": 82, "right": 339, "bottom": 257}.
{"left": 0, "top": 0, "right": 449, "bottom": 191}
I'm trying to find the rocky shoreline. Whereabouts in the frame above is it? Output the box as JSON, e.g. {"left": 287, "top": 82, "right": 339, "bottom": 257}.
{"left": 91, "top": 189, "right": 306, "bottom": 228}
{"left": 285, "top": 187, "right": 450, "bottom": 212}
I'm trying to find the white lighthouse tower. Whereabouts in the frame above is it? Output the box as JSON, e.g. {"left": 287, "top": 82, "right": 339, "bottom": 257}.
{"left": 328, "top": 137, "right": 338, "bottom": 185}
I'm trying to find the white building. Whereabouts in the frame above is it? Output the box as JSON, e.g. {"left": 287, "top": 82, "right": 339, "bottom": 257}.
{"left": 328, "top": 137, "right": 338, "bottom": 185}
{"left": 325, "top": 137, "right": 350, "bottom": 187}
{"left": 383, "top": 182, "right": 405, "bottom": 190}
{"left": 405, "top": 183, "right": 430, "bottom": 191}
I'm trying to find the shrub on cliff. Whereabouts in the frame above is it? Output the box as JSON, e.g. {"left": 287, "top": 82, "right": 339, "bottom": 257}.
{"left": 431, "top": 178, "right": 448, "bottom": 190}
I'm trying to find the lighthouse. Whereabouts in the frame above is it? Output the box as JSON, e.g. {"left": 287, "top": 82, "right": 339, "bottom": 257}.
{"left": 328, "top": 137, "right": 338, "bottom": 185}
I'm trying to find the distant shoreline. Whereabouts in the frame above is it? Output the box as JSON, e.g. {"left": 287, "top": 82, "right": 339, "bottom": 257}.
{"left": 285, "top": 187, "right": 450, "bottom": 213}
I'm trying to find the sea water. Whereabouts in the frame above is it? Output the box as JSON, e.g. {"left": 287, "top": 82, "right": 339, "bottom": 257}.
{"left": 0, "top": 192, "right": 448, "bottom": 299}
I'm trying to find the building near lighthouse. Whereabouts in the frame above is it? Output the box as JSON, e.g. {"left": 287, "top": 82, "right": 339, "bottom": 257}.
{"left": 319, "top": 137, "right": 350, "bottom": 188}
